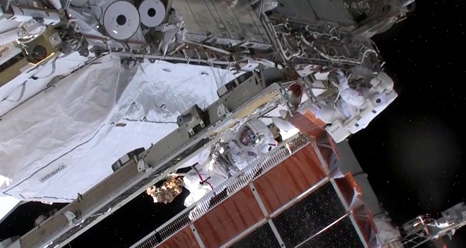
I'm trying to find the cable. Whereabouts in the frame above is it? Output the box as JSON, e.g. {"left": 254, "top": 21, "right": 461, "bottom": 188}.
{"left": 1, "top": 81, "right": 27, "bottom": 103}
{"left": 63, "top": 0, "right": 71, "bottom": 10}
{"left": 34, "top": 56, "right": 60, "bottom": 79}
{"left": 0, "top": 56, "right": 101, "bottom": 119}
{"left": 122, "top": 118, "right": 177, "bottom": 124}
{"left": 4, "top": 124, "right": 108, "bottom": 194}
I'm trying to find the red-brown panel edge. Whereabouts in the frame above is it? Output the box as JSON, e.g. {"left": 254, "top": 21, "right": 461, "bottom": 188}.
{"left": 158, "top": 226, "right": 201, "bottom": 248}
{"left": 289, "top": 111, "right": 326, "bottom": 138}
{"left": 253, "top": 144, "right": 327, "bottom": 213}
{"left": 334, "top": 172, "right": 362, "bottom": 208}
{"left": 193, "top": 187, "right": 264, "bottom": 248}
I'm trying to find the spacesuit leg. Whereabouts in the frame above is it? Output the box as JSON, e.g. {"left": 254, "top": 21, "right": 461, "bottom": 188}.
{"left": 184, "top": 184, "right": 212, "bottom": 207}
{"left": 183, "top": 172, "right": 228, "bottom": 207}
{"left": 183, "top": 167, "right": 213, "bottom": 207}
{"left": 183, "top": 159, "right": 230, "bottom": 207}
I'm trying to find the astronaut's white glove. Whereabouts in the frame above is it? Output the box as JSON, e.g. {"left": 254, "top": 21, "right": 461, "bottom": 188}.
{"left": 231, "top": 153, "right": 244, "bottom": 166}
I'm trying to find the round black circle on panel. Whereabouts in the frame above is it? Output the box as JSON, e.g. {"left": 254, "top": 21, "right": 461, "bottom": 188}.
{"left": 31, "top": 45, "right": 47, "bottom": 63}
{"left": 148, "top": 8, "right": 156, "bottom": 17}
{"left": 116, "top": 15, "right": 127, "bottom": 25}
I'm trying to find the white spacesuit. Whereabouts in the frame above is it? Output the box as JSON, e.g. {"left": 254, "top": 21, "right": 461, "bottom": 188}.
{"left": 182, "top": 119, "right": 276, "bottom": 207}
{"left": 182, "top": 156, "right": 230, "bottom": 207}
{"left": 227, "top": 119, "right": 276, "bottom": 170}
{"left": 304, "top": 69, "right": 397, "bottom": 142}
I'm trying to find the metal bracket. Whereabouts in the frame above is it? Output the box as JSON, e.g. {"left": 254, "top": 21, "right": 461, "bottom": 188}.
{"left": 217, "top": 103, "right": 227, "bottom": 118}
{"left": 249, "top": 183, "right": 286, "bottom": 247}
{"left": 137, "top": 159, "right": 147, "bottom": 172}
{"left": 277, "top": 83, "right": 295, "bottom": 117}
{"left": 64, "top": 211, "right": 78, "bottom": 226}
{"left": 190, "top": 223, "right": 206, "bottom": 248}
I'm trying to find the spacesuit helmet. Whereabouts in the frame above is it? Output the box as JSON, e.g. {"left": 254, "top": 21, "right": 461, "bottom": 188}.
{"left": 239, "top": 126, "right": 257, "bottom": 146}
{"left": 238, "top": 119, "right": 270, "bottom": 146}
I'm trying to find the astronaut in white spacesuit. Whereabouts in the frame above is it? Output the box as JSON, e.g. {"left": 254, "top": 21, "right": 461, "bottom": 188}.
{"left": 300, "top": 68, "right": 397, "bottom": 142}
{"left": 227, "top": 119, "right": 277, "bottom": 170}
{"left": 308, "top": 68, "right": 395, "bottom": 123}
{"left": 182, "top": 119, "right": 276, "bottom": 207}
{"left": 270, "top": 67, "right": 397, "bottom": 143}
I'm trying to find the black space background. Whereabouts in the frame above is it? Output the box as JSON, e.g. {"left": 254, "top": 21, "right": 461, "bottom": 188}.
{"left": 1, "top": 1, "right": 466, "bottom": 247}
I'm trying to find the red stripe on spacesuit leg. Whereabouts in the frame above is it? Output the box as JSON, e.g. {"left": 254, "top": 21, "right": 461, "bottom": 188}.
{"left": 192, "top": 164, "right": 214, "bottom": 190}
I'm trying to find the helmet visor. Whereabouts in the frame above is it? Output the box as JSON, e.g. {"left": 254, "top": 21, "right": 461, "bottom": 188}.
{"left": 239, "top": 127, "right": 256, "bottom": 146}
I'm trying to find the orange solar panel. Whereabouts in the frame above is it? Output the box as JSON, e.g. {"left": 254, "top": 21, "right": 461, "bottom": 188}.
{"left": 193, "top": 187, "right": 264, "bottom": 248}
{"left": 254, "top": 145, "right": 327, "bottom": 214}
{"left": 158, "top": 226, "right": 200, "bottom": 248}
